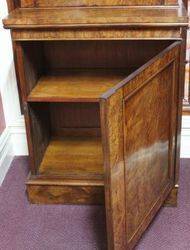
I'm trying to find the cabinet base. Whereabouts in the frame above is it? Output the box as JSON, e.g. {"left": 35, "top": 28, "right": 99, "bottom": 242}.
{"left": 164, "top": 185, "right": 178, "bottom": 207}
{"left": 26, "top": 176, "right": 178, "bottom": 207}
{"left": 26, "top": 175, "right": 104, "bottom": 205}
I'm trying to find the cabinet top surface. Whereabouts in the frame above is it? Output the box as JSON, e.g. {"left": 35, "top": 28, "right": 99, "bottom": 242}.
{"left": 3, "top": 6, "right": 188, "bottom": 29}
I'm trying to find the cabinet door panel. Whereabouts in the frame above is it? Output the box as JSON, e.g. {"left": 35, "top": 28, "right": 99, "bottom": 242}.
{"left": 124, "top": 62, "right": 177, "bottom": 247}
{"left": 100, "top": 90, "right": 126, "bottom": 250}
{"left": 101, "top": 41, "right": 180, "bottom": 250}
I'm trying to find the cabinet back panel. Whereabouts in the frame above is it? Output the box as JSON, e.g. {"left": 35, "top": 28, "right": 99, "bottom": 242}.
{"left": 20, "top": 0, "right": 177, "bottom": 7}
{"left": 20, "top": 40, "right": 173, "bottom": 97}
{"left": 50, "top": 103, "right": 101, "bottom": 137}
{"left": 43, "top": 40, "right": 172, "bottom": 71}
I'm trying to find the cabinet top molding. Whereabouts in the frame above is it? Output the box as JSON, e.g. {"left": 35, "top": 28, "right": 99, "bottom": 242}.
{"left": 8, "top": 0, "right": 179, "bottom": 9}
{"left": 3, "top": 5, "right": 188, "bottom": 29}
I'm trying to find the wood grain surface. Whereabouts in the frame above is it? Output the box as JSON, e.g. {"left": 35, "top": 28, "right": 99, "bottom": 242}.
{"left": 12, "top": 27, "right": 181, "bottom": 41}
{"left": 27, "top": 184, "right": 104, "bottom": 204}
{"left": 38, "top": 136, "right": 104, "bottom": 180}
{"left": 3, "top": 7, "right": 188, "bottom": 29}
{"left": 124, "top": 63, "right": 175, "bottom": 247}
{"left": 20, "top": 0, "right": 178, "bottom": 7}
{"left": 100, "top": 90, "right": 126, "bottom": 250}
{"left": 50, "top": 102, "right": 101, "bottom": 137}
{"left": 101, "top": 42, "right": 180, "bottom": 249}
{"left": 28, "top": 70, "right": 127, "bottom": 102}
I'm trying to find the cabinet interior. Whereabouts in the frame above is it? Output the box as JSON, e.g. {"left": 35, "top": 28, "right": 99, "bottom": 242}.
{"left": 22, "top": 40, "right": 172, "bottom": 100}
{"left": 24, "top": 40, "right": 174, "bottom": 182}
{"left": 29, "top": 102, "right": 103, "bottom": 181}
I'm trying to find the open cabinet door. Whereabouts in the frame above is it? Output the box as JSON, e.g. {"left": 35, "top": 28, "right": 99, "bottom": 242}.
{"left": 100, "top": 41, "right": 181, "bottom": 250}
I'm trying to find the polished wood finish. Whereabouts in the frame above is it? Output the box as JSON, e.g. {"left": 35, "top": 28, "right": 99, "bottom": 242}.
{"left": 123, "top": 50, "right": 179, "bottom": 248}
{"left": 100, "top": 42, "right": 181, "bottom": 249}
{"left": 27, "top": 180, "right": 104, "bottom": 205}
{"left": 18, "top": 40, "right": 173, "bottom": 100}
{"left": 7, "top": 0, "right": 179, "bottom": 8}
{"left": 28, "top": 70, "right": 127, "bottom": 102}
{"left": 11, "top": 27, "right": 182, "bottom": 41}
{"left": 100, "top": 90, "right": 126, "bottom": 249}
{"left": 50, "top": 102, "right": 101, "bottom": 137}
{"left": 25, "top": 100, "right": 103, "bottom": 176}
{"left": 6, "top": 0, "right": 19, "bottom": 11}
{"left": 4, "top": 0, "right": 188, "bottom": 249}
{"left": 20, "top": 0, "right": 178, "bottom": 7}
{"left": 27, "top": 103, "right": 50, "bottom": 175}
{"left": 164, "top": 185, "right": 179, "bottom": 206}
{"left": 3, "top": 7, "right": 188, "bottom": 29}
{"left": 38, "top": 137, "right": 104, "bottom": 180}
{"left": 41, "top": 40, "right": 171, "bottom": 70}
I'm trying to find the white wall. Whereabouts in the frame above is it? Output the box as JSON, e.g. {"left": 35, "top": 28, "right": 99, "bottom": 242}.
{"left": 0, "top": 0, "right": 28, "bottom": 157}
{"left": 181, "top": 116, "right": 190, "bottom": 158}
{"left": 0, "top": 0, "right": 28, "bottom": 184}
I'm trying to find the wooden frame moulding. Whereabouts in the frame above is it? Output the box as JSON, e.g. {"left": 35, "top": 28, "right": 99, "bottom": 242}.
{"left": 11, "top": 27, "right": 182, "bottom": 41}
{"left": 19, "top": 0, "right": 178, "bottom": 8}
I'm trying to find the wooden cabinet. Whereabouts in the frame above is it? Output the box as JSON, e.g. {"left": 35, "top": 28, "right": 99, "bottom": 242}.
{"left": 3, "top": 1, "right": 188, "bottom": 249}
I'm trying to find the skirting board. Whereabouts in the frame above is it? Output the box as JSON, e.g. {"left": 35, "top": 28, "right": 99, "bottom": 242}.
{"left": 10, "top": 115, "right": 190, "bottom": 158}
{"left": 5, "top": 115, "right": 190, "bottom": 157}
{"left": 0, "top": 115, "right": 189, "bottom": 186}
{"left": 9, "top": 116, "right": 28, "bottom": 156}
{"left": 180, "top": 116, "right": 190, "bottom": 158}
{"left": 0, "top": 128, "right": 14, "bottom": 185}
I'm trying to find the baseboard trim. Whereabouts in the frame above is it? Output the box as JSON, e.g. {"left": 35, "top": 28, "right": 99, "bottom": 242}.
{"left": 180, "top": 116, "right": 190, "bottom": 158}
{"left": 4, "top": 115, "right": 190, "bottom": 158}
{"left": 9, "top": 116, "right": 28, "bottom": 156}
{"left": 0, "top": 128, "right": 14, "bottom": 185}
{"left": 0, "top": 115, "right": 189, "bottom": 186}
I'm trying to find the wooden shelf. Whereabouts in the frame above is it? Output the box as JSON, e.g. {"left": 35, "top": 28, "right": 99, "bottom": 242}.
{"left": 38, "top": 136, "right": 104, "bottom": 181}
{"left": 3, "top": 7, "right": 188, "bottom": 29}
{"left": 28, "top": 69, "right": 128, "bottom": 102}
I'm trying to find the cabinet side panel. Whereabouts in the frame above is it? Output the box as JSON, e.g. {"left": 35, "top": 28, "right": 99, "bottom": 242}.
{"left": 22, "top": 42, "right": 44, "bottom": 95}
{"left": 15, "top": 42, "right": 44, "bottom": 99}
{"left": 27, "top": 103, "right": 51, "bottom": 174}
{"left": 175, "top": 29, "right": 187, "bottom": 184}
{"left": 100, "top": 90, "right": 126, "bottom": 250}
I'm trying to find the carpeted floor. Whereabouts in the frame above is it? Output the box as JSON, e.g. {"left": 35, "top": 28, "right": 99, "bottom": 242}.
{"left": 0, "top": 157, "right": 189, "bottom": 250}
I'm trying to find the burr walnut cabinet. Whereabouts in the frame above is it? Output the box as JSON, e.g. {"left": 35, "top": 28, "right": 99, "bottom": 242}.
{"left": 3, "top": 0, "right": 188, "bottom": 249}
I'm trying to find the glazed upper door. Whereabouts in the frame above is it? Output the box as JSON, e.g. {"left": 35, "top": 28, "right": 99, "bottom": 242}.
{"left": 100, "top": 41, "right": 181, "bottom": 250}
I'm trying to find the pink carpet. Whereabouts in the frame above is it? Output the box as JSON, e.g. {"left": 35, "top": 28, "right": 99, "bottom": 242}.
{"left": 0, "top": 157, "right": 189, "bottom": 250}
